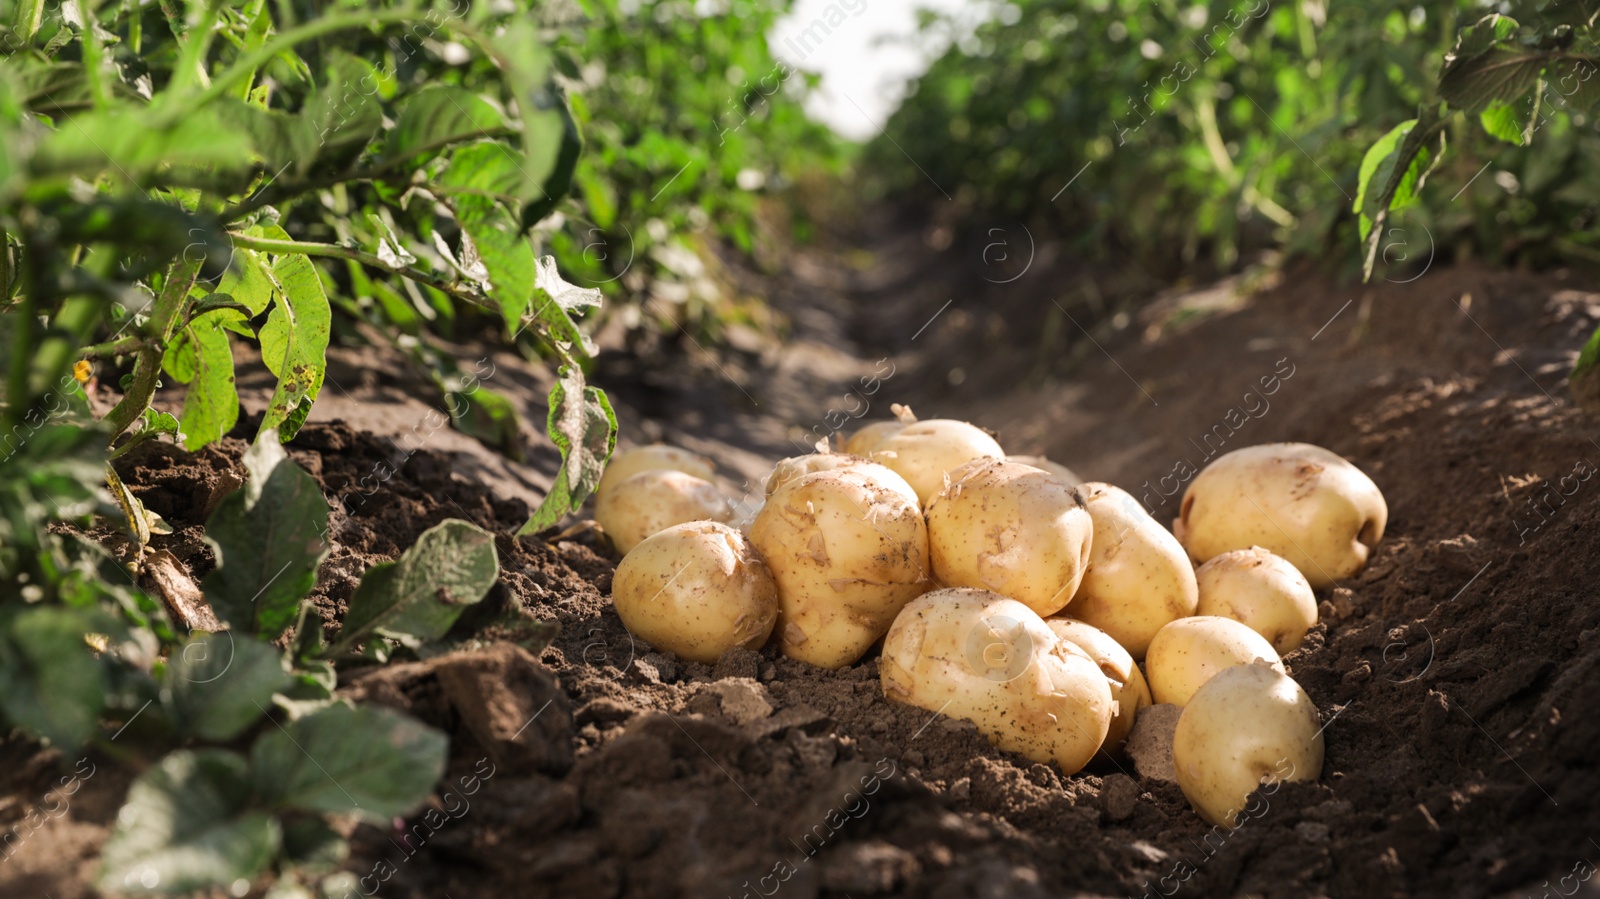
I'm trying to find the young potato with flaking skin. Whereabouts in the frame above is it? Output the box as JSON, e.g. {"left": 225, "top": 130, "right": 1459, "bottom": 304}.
{"left": 925, "top": 459, "right": 1094, "bottom": 619}
{"left": 749, "top": 468, "right": 930, "bottom": 669}
{"left": 871, "top": 419, "right": 1005, "bottom": 506}
{"left": 595, "top": 470, "right": 733, "bottom": 556}
{"left": 1062, "top": 482, "right": 1198, "bottom": 659}
{"left": 1175, "top": 442, "right": 1387, "bottom": 588}
{"left": 1045, "top": 618, "right": 1151, "bottom": 759}
{"left": 764, "top": 453, "right": 919, "bottom": 507}
{"left": 843, "top": 421, "right": 905, "bottom": 457}
{"left": 1145, "top": 616, "right": 1285, "bottom": 707}
{"left": 1007, "top": 454, "right": 1083, "bottom": 487}
{"left": 596, "top": 444, "right": 717, "bottom": 497}
{"left": 1195, "top": 547, "right": 1318, "bottom": 653}
{"left": 882, "top": 589, "right": 1114, "bottom": 775}
{"left": 611, "top": 521, "right": 779, "bottom": 664}
{"left": 1172, "top": 661, "right": 1325, "bottom": 826}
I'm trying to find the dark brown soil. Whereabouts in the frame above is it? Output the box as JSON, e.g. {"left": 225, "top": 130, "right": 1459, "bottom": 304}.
{"left": 6, "top": 229, "right": 1600, "bottom": 898}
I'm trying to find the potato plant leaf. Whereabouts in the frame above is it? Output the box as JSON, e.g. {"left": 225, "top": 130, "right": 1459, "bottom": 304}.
{"left": 98, "top": 750, "right": 279, "bottom": 895}
{"left": 297, "top": 53, "right": 384, "bottom": 175}
{"left": 257, "top": 229, "right": 331, "bottom": 443}
{"left": 203, "top": 433, "right": 329, "bottom": 638}
{"left": 330, "top": 519, "right": 499, "bottom": 653}
{"left": 1439, "top": 21, "right": 1547, "bottom": 114}
{"left": 250, "top": 704, "right": 448, "bottom": 822}
{"left": 163, "top": 307, "right": 243, "bottom": 450}
{"left": 217, "top": 247, "right": 276, "bottom": 316}
{"left": 1570, "top": 322, "right": 1600, "bottom": 415}
{"left": 390, "top": 85, "right": 506, "bottom": 161}
{"left": 163, "top": 632, "right": 292, "bottom": 742}
{"left": 0, "top": 606, "right": 106, "bottom": 750}
{"left": 1353, "top": 106, "right": 1446, "bottom": 280}
{"left": 519, "top": 365, "right": 617, "bottom": 535}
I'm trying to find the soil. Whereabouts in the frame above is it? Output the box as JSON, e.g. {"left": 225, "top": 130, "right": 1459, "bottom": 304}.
{"left": 6, "top": 213, "right": 1600, "bottom": 899}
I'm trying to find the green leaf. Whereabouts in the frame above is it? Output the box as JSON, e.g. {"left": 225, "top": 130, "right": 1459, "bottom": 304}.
{"left": 298, "top": 53, "right": 384, "bottom": 175}
{"left": 1547, "top": 57, "right": 1600, "bottom": 115}
{"left": 330, "top": 519, "right": 499, "bottom": 654}
{"left": 32, "top": 106, "right": 255, "bottom": 181}
{"left": 1439, "top": 15, "right": 1547, "bottom": 115}
{"left": 519, "top": 366, "right": 617, "bottom": 535}
{"left": 164, "top": 308, "right": 242, "bottom": 450}
{"left": 251, "top": 703, "right": 448, "bottom": 821}
{"left": 521, "top": 100, "right": 583, "bottom": 228}
{"left": 99, "top": 750, "right": 279, "bottom": 895}
{"left": 0, "top": 607, "right": 106, "bottom": 749}
{"left": 203, "top": 432, "right": 329, "bottom": 638}
{"left": 1353, "top": 106, "right": 1447, "bottom": 280}
{"left": 281, "top": 817, "right": 348, "bottom": 876}
{"left": 488, "top": 20, "right": 564, "bottom": 199}
{"left": 390, "top": 85, "right": 506, "bottom": 161}
{"left": 164, "top": 632, "right": 292, "bottom": 741}
{"left": 442, "top": 143, "right": 539, "bottom": 336}
{"left": 258, "top": 232, "right": 331, "bottom": 443}
{"left": 1570, "top": 321, "right": 1600, "bottom": 415}
{"left": 217, "top": 248, "right": 276, "bottom": 316}
{"left": 529, "top": 255, "right": 601, "bottom": 358}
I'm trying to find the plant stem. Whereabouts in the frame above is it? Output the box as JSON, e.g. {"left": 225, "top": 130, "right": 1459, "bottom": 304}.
{"left": 78, "top": 0, "right": 111, "bottom": 108}
{"left": 2, "top": 235, "right": 38, "bottom": 438}
{"left": 11, "top": 0, "right": 45, "bottom": 43}
{"left": 227, "top": 232, "right": 495, "bottom": 313}
{"left": 168, "top": 1, "right": 221, "bottom": 96}
{"left": 102, "top": 257, "right": 202, "bottom": 440}
{"left": 79, "top": 334, "right": 151, "bottom": 359}
{"left": 174, "top": 6, "right": 426, "bottom": 120}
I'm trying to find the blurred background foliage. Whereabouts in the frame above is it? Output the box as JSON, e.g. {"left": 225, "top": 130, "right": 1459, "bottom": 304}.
{"left": 864, "top": 0, "right": 1600, "bottom": 279}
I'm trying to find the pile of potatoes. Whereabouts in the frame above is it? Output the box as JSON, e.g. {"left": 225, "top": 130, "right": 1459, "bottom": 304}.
{"left": 596, "top": 408, "right": 1387, "bottom": 827}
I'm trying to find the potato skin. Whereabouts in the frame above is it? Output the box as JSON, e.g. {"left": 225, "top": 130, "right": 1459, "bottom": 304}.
{"left": 1195, "top": 547, "right": 1318, "bottom": 653}
{"left": 749, "top": 469, "right": 930, "bottom": 669}
{"left": 596, "top": 444, "right": 717, "bottom": 497}
{"left": 872, "top": 419, "right": 1005, "bottom": 506}
{"left": 765, "top": 453, "right": 918, "bottom": 506}
{"left": 611, "top": 521, "right": 779, "bottom": 664}
{"left": 1172, "top": 661, "right": 1324, "bottom": 826}
{"left": 1062, "top": 482, "right": 1198, "bottom": 659}
{"left": 1145, "top": 616, "right": 1285, "bottom": 707}
{"left": 926, "top": 460, "right": 1093, "bottom": 619}
{"left": 595, "top": 470, "right": 732, "bottom": 556}
{"left": 1045, "top": 618, "right": 1151, "bottom": 759}
{"left": 842, "top": 421, "right": 905, "bottom": 457}
{"left": 1007, "top": 454, "right": 1082, "bottom": 487}
{"left": 1176, "top": 442, "right": 1387, "bottom": 588}
{"left": 882, "top": 589, "right": 1113, "bottom": 774}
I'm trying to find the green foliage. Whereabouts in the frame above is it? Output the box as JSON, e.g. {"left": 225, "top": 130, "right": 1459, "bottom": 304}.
{"left": 331, "top": 518, "right": 500, "bottom": 654}
{"left": 203, "top": 434, "right": 330, "bottom": 639}
{"left": 876, "top": 0, "right": 1600, "bottom": 277}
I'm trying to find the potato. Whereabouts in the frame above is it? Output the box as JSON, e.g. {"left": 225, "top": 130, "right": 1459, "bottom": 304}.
{"left": 595, "top": 470, "right": 732, "bottom": 555}
{"left": 611, "top": 521, "right": 778, "bottom": 664}
{"left": 926, "top": 459, "right": 1093, "bottom": 618}
{"left": 1008, "top": 454, "right": 1082, "bottom": 487}
{"left": 1062, "top": 482, "right": 1198, "bottom": 659}
{"left": 882, "top": 588, "right": 1113, "bottom": 774}
{"left": 748, "top": 468, "right": 930, "bottom": 669}
{"left": 843, "top": 421, "right": 905, "bottom": 457}
{"left": 1172, "top": 661, "right": 1324, "bottom": 826}
{"left": 1195, "top": 547, "right": 1318, "bottom": 653}
{"left": 1144, "top": 616, "right": 1285, "bottom": 707}
{"left": 1045, "top": 618, "right": 1151, "bottom": 759}
{"left": 596, "top": 444, "right": 717, "bottom": 497}
{"left": 871, "top": 419, "right": 1005, "bottom": 506}
{"left": 764, "top": 452, "right": 918, "bottom": 507}
{"left": 1175, "top": 443, "right": 1387, "bottom": 588}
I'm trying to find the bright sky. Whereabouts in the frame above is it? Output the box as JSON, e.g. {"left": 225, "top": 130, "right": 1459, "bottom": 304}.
{"left": 769, "top": 0, "right": 991, "bottom": 140}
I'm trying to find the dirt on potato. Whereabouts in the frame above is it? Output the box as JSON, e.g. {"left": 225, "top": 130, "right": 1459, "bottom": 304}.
{"left": 5, "top": 221, "right": 1600, "bottom": 899}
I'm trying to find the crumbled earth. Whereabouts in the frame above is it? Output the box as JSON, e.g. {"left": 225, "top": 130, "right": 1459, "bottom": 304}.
{"left": 4, "top": 241, "right": 1600, "bottom": 898}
